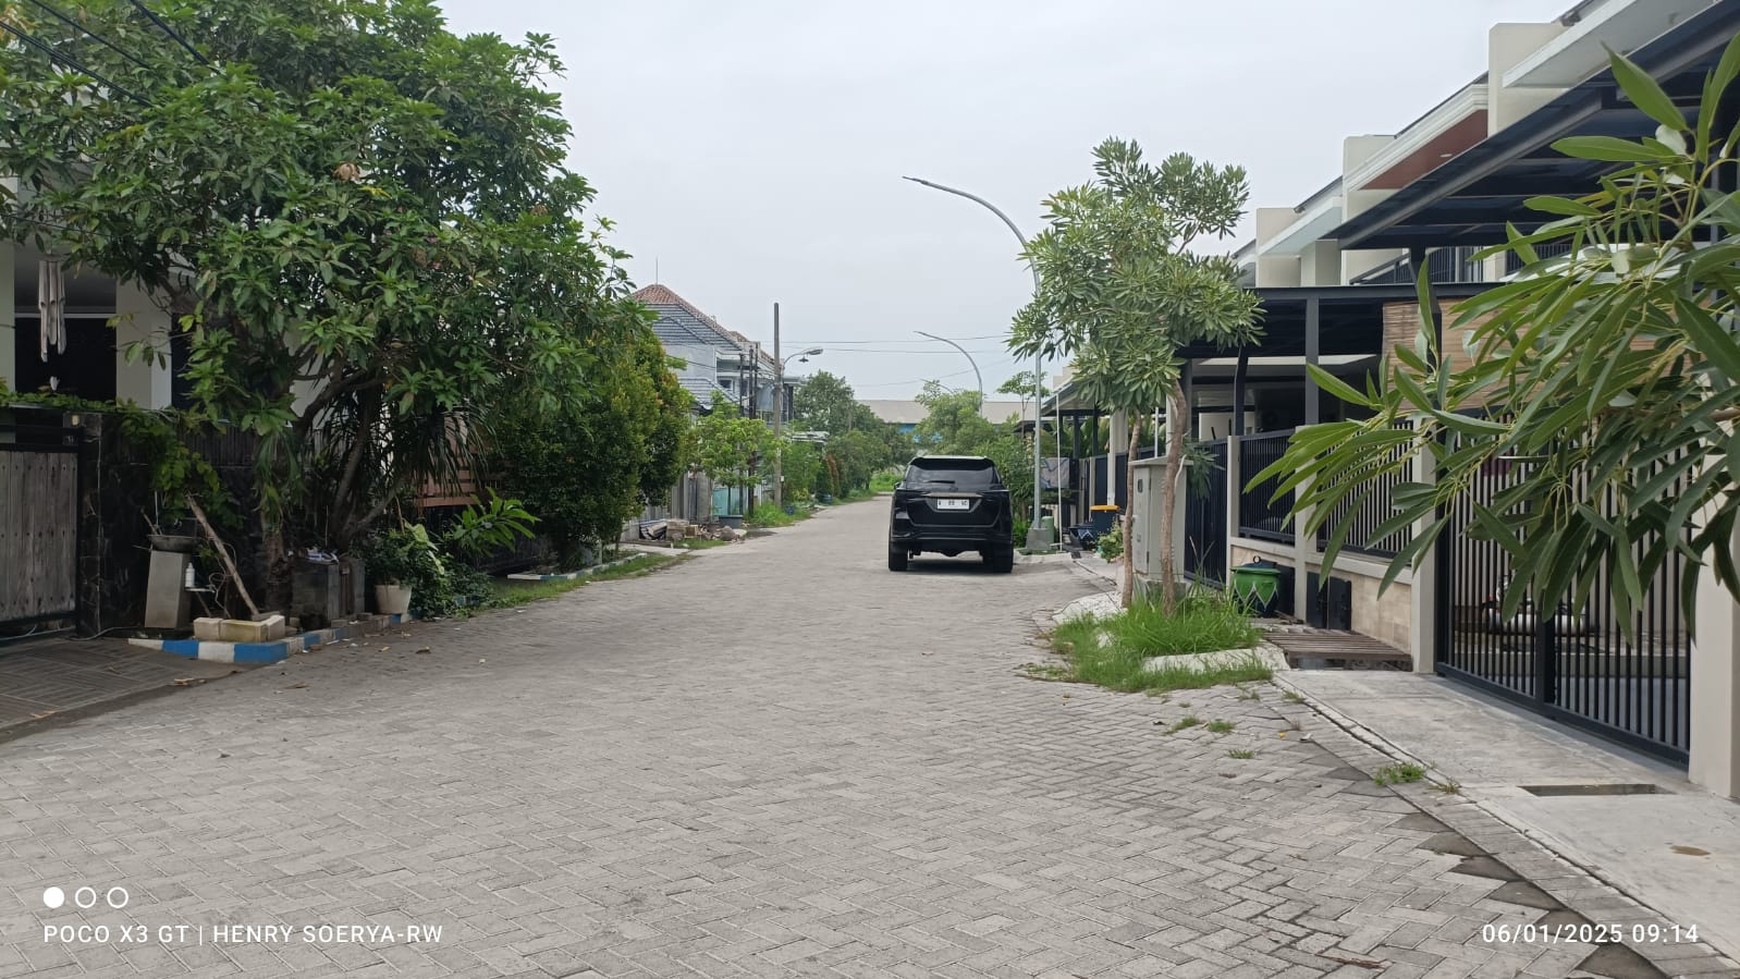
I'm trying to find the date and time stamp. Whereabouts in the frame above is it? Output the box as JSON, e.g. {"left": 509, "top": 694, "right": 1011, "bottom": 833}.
{"left": 1482, "top": 922, "right": 1703, "bottom": 946}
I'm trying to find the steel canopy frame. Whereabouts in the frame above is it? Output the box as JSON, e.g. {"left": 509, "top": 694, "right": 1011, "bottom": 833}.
{"left": 1328, "top": 0, "right": 1740, "bottom": 251}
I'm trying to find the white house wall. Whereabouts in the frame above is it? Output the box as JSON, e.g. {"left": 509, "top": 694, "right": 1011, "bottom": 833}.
{"left": 1488, "top": 22, "right": 1576, "bottom": 133}
{"left": 113, "top": 278, "right": 172, "bottom": 409}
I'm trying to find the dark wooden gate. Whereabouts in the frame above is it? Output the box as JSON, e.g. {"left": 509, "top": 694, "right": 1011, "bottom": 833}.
{"left": 0, "top": 420, "right": 80, "bottom": 625}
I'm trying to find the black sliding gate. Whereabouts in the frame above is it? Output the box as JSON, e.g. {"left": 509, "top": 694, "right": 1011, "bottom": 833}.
{"left": 1435, "top": 457, "right": 1691, "bottom": 763}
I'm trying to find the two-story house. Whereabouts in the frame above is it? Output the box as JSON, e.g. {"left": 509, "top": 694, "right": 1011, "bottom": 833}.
{"left": 631, "top": 284, "right": 801, "bottom": 423}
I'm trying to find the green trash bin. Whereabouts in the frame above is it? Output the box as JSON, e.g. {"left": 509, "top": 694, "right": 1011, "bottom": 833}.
{"left": 1231, "top": 561, "right": 1284, "bottom": 617}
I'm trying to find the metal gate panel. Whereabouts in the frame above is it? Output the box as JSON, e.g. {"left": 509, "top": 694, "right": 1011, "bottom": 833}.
{"left": 0, "top": 445, "right": 80, "bottom": 623}
{"left": 1435, "top": 456, "right": 1690, "bottom": 762}
{"left": 1184, "top": 441, "right": 1229, "bottom": 584}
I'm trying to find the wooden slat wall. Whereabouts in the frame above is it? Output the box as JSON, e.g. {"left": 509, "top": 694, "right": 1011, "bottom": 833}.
{"left": 0, "top": 449, "right": 79, "bottom": 622}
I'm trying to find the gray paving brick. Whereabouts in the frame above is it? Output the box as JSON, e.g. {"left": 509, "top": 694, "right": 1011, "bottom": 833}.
{"left": 0, "top": 502, "right": 1732, "bottom": 976}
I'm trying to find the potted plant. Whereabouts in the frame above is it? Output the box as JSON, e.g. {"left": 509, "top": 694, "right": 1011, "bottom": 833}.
{"left": 362, "top": 523, "right": 444, "bottom": 616}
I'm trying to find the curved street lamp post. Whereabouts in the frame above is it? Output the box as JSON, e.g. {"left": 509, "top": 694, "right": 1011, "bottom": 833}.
{"left": 771, "top": 299, "right": 822, "bottom": 510}
{"left": 914, "top": 331, "right": 983, "bottom": 398}
{"left": 903, "top": 176, "right": 1049, "bottom": 550}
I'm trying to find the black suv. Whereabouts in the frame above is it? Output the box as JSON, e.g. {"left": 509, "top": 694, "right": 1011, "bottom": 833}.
{"left": 888, "top": 455, "right": 1015, "bottom": 573}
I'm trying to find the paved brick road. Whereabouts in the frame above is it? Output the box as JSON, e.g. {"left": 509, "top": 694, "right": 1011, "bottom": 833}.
{"left": 0, "top": 501, "right": 1727, "bottom": 977}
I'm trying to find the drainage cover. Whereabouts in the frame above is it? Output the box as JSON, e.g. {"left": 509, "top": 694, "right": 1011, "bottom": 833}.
{"left": 1519, "top": 783, "right": 1666, "bottom": 797}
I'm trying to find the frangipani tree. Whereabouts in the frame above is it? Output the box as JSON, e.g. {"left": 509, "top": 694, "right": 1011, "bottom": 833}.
{"left": 0, "top": 0, "right": 638, "bottom": 600}
{"left": 1013, "top": 139, "right": 1260, "bottom": 610}
{"left": 1259, "top": 38, "right": 1740, "bottom": 634}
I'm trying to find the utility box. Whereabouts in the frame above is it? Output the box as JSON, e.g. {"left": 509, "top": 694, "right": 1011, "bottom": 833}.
{"left": 1128, "top": 457, "right": 1187, "bottom": 589}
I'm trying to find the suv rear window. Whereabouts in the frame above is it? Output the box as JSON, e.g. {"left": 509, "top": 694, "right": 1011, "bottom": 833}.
{"left": 904, "top": 459, "right": 1003, "bottom": 491}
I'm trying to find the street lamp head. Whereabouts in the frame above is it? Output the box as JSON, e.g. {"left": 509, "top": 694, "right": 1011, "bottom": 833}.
{"left": 803, "top": 347, "right": 823, "bottom": 357}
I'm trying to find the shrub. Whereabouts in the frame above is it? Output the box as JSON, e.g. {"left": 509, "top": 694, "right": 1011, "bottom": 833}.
{"left": 1096, "top": 524, "right": 1124, "bottom": 562}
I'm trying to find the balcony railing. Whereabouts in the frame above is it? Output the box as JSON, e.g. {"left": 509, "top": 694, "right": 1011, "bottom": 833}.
{"left": 1350, "top": 246, "right": 1489, "bottom": 286}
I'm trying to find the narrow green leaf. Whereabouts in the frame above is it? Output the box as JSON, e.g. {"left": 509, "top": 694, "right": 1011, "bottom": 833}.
{"left": 1609, "top": 48, "right": 1690, "bottom": 132}
{"left": 1524, "top": 196, "right": 1600, "bottom": 217}
{"left": 1551, "top": 135, "right": 1672, "bottom": 162}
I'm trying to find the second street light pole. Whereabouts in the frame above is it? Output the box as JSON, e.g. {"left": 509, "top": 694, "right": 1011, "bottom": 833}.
{"left": 914, "top": 331, "right": 982, "bottom": 398}
{"left": 903, "top": 176, "right": 1048, "bottom": 550}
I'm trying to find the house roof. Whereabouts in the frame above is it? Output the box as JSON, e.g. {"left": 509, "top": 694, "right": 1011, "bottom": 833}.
{"left": 633, "top": 284, "right": 742, "bottom": 349}
{"left": 631, "top": 284, "right": 777, "bottom": 369}
{"left": 677, "top": 375, "right": 735, "bottom": 408}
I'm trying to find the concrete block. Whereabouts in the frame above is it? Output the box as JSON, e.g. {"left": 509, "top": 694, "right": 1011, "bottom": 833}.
{"left": 192, "top": 617, "right": 224, "bottom": 641}
{"left": 217, "top": 615, "right": 286, "bottom": 643}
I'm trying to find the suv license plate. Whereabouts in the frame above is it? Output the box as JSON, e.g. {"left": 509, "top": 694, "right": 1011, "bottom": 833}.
{"left": 935, "top": 499, "right": 970, "bottom": 511}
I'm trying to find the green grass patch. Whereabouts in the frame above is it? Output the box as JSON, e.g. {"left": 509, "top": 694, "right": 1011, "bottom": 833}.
{"left": 870, "top": 470, "right": 901, "bottom": 493}
{"left": 1045, "top": 588, "right": 1266, "bottom": 694}
{"left": 485, "top": 554, "right": 679, "bottom": 609}
{"left": 746, "top": 507, "right": 808, "bottom": 529}
{"left": 1205, "top": 720, "right": 1236, "bottom": 735}
{"left": 1227, "top": 748, "right": 1255, "bottom": 760}
{"left": 1165, "top": 715, "right": 1202, "bottom": 734}
{"left": 1373, "top": 763, "right": 1427, "bottom": 787}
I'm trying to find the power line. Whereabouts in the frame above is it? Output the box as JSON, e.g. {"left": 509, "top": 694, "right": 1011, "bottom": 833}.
{"left": 849, "top": 356, "right": 1023, "bottom": 390}
{"left": 24, "top": 0, "right": 154, "bottom": 71}
{"left": 128, "top": 0, "right": 209, "bottom": 66}
{"left": 786, "top": 333, "right": 1011, "bottom": 345}
{"left": 0, "top": 21, "right": 148, "bottom": 104}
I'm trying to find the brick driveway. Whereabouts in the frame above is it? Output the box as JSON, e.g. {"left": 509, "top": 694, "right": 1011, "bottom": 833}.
{"left": 0, "top": 501, "right": 1722, "bottom": 977}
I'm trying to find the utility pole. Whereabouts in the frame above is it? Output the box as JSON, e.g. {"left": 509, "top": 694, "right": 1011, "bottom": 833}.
{"left": 750, "top": 341, "right": 761, "bottom": 516}
{"left": 773, "top": 302, "right": 783, "bottom": 511}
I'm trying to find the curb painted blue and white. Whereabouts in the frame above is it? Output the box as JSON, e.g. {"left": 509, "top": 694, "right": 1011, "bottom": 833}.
{"left": 506, "top": 554, "right": 647, "bottom": 583}
{"left": 128, "top": 613, "right": 412, "bottom": 666}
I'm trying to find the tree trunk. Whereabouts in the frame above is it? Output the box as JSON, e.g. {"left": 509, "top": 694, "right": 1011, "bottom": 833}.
{"left": 1120, "top": 414, "right": 1142, "bottom": 609}
{"left": 1158, "top": 383, "right": 1187, "bottom": 615}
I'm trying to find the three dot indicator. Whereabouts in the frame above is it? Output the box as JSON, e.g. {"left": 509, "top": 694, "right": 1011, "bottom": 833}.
{"left": 40, "top": 886, "right": 127, "bottom": 909}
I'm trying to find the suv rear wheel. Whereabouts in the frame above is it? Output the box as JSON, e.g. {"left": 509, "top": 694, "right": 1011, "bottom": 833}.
{"left": 887, "top": 545, "right": 909, "bottom": 571}
{"left": 983, "top": 547, "right": 1014, "bottom": 574}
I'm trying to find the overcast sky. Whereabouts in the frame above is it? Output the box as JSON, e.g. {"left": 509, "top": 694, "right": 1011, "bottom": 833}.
{"left": 440, "top": 0, "right": 1572, "bottom": 400}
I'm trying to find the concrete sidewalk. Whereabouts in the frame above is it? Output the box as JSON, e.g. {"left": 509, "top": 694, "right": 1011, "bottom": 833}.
{"left": 0, "top": 636, "right": 241, "bottom": 743}
{"left": 1280, "top": 670, "right": 1740, "bottom": 962}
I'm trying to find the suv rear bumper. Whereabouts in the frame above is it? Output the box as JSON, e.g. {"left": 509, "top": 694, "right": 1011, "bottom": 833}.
{"left": 889, "top": 529, "right": 1011, "bottom": 552}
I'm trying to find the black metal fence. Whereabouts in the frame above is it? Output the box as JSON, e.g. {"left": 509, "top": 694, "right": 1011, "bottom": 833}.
{"left": 1184, "top": 440, "right": 1228, "bottom": 584}
{"left": 1436, "top": 454, "right": 1691, "bottom": 762}
{"left": 1315, "top": 426, "right": 1413, "bottom": 559}
{"left": 1237, "top": 431, "right": 1295, "bottom": 543}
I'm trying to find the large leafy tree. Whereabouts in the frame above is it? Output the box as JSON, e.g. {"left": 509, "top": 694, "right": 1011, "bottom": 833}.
{"left": 1012, "top": 139, "right": 1260, "bottom": 609}
{"left": 792, "top": 371, "right": 856, "bottom": 433}
{"left": 487, "top": 329, "right": 690, "bottom": 568}
{"left": 0, "top": 0, "right": 636, "bottom": 596}
{"left": 1262, "top": 40, "right": 1740, "bottom": 632}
